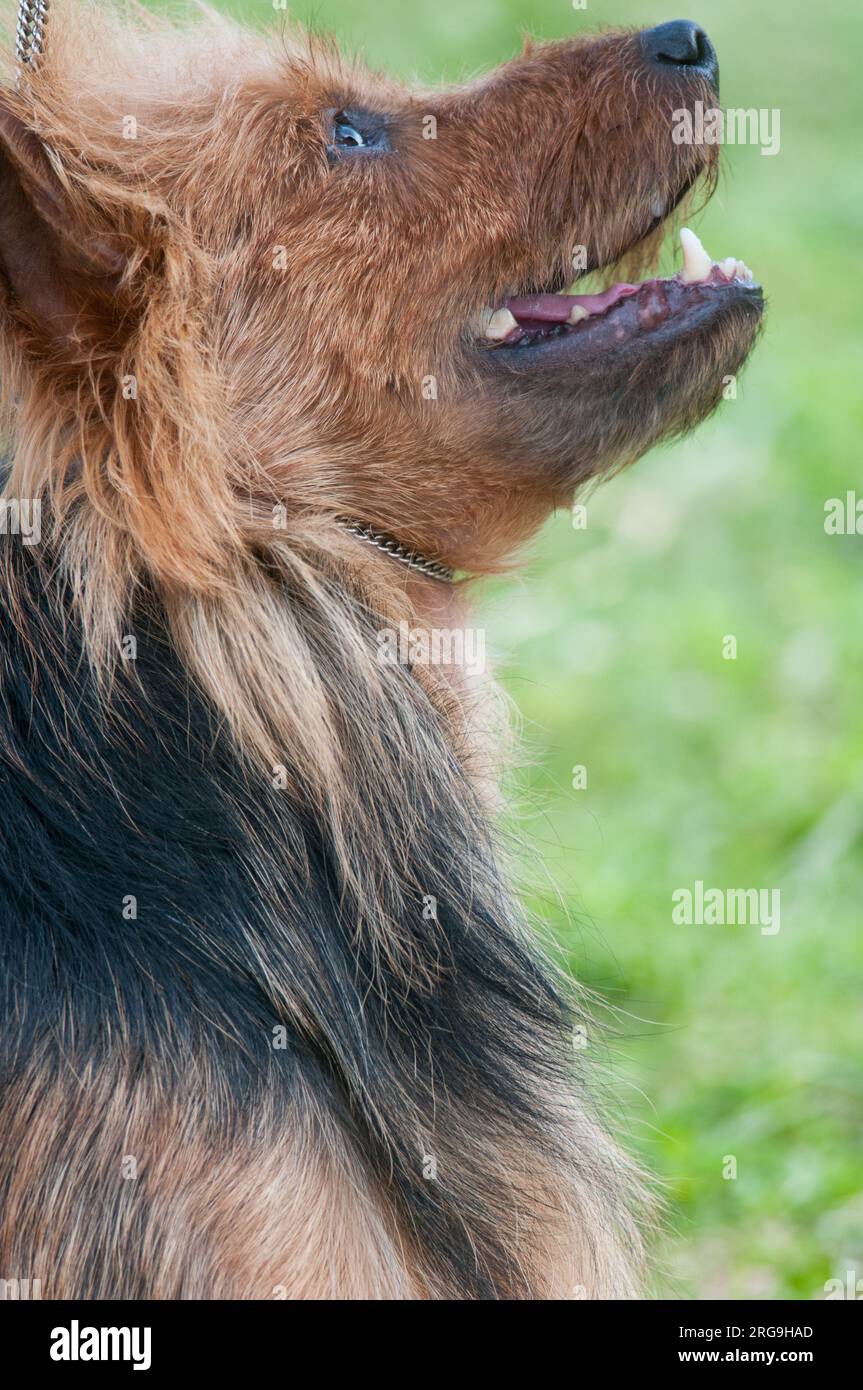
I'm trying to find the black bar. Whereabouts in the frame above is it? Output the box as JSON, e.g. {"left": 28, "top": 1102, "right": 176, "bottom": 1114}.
{"left": 2, "top": 1297, "right": 857, "bottom": 1375}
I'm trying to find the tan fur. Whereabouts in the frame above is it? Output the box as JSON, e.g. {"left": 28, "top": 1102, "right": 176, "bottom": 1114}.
{"left": 0, "top": 1064, "right": 420, "bottom": 1298}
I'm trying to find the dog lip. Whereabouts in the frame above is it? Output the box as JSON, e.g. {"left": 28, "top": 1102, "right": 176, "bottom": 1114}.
{"left": 481, "top": 230, "right": 759, "bottom": 347}
{"left": 478, "top": 273, "right": 763, "bottom": 367}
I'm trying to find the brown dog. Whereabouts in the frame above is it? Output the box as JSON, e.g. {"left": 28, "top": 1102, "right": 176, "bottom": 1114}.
{"left": 0, "top": 3, "right": 761, "bottom": 1299}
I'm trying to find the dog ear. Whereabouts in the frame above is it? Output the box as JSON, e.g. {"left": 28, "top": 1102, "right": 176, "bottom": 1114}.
{"left": 0, "top": 93, "right": 124, "bottom": 343}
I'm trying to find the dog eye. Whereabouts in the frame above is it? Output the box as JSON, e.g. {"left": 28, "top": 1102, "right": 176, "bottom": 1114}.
{"left": 333, "top": 115, "right": 365, "bottom": 148}
{"left": 327, "top": 108, "right": 391, "bottom": 159}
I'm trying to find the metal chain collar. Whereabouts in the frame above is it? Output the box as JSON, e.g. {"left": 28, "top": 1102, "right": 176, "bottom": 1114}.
{"left": 336, "top": 519, "right": 456, "bottom": 583}
{"left": 16, "top": 0, "right": 49, "bottom": 66}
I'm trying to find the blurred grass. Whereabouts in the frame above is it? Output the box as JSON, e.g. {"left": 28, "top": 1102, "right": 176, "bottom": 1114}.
{"left": 233, "top": 0, "right": 862, "bottom": 1297}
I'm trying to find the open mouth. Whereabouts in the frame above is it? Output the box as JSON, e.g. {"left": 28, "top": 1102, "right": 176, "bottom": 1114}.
{"left": 478, "top": 228, "right": 761, "bottom": 357}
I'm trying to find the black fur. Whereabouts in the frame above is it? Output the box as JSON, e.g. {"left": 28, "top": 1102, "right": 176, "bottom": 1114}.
{"left": 0, "top": 533, "right": 591, "bottom": 1297}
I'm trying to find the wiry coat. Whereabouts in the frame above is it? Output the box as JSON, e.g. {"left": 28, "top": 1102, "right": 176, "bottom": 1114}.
{"left": 0, "top": 1, "right": 759, "bottom": 1297}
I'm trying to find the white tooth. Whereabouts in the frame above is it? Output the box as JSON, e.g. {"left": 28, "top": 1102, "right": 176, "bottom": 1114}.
{"left": 680, "top": 227, "right": 712, "bottom": 283}
{"left": 735, "top": 260, "right": 754, "bottom": 282}
{"left": 719, "top": 256, "right": 737, "bottom": 280}
{"left": 650, "top": 193, "right": 664, "bottom": 219}
{"left": 568, "top": 304, "right": 589, "bottom": 324}
{"left": 485, "top": 307, "right": 519, "bottom": 341}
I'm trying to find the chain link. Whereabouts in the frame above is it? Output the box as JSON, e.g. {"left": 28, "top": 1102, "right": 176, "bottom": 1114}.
{"left": 336, "top": 519, "right": 456, "bottom": 583}
{"left": 16, "top": 0, "right": 49, "bottom": 66}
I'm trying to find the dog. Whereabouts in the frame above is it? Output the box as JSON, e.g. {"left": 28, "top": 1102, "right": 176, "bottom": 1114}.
{"left": 0, "top": 2, "right": 762, "bottom": 1299}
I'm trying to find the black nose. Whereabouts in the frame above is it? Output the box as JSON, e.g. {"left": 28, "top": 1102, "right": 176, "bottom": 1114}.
{"left": 641, "top": 19, "right": 719, "bottom": 91}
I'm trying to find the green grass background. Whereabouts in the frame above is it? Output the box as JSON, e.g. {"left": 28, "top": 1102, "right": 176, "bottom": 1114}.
{"left": 232, "top": 0, "right": 860, "bottom": 1297}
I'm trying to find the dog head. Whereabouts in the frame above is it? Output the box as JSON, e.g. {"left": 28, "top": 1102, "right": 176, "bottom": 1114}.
{"left": 213, "top": 17, "right": 762, "bottom": 571}
{"left": 0, "top": 8, "right": 762, "bottom": 586}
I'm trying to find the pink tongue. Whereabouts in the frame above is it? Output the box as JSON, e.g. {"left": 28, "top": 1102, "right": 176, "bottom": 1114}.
{"left": 504, "top": 284, "right": 639, "bottom": 323}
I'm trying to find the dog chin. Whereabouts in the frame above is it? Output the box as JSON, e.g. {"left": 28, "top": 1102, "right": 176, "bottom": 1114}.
{"left": 471, "top": 232, "right": 764, "bottom": 492}
{"left": 464, "top": 289, "right": 761, "bottom": 500}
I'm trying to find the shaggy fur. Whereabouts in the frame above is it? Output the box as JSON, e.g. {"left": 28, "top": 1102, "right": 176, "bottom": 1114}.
{"left": 0, "top": 2, "right": 761, "bottom": 1298}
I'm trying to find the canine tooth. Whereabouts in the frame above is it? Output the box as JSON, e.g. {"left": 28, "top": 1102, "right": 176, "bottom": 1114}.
{"left": 680, "top": 227, "right": 712, "bottom": 283}
{"left": 567, "top": 304, "right": 589, "bottom": 324}
{"left": 485, "top": 308, "right": 519, "bottom": 341}
{"left": 650, "top": 194, "right": 664, "bottom": 219}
